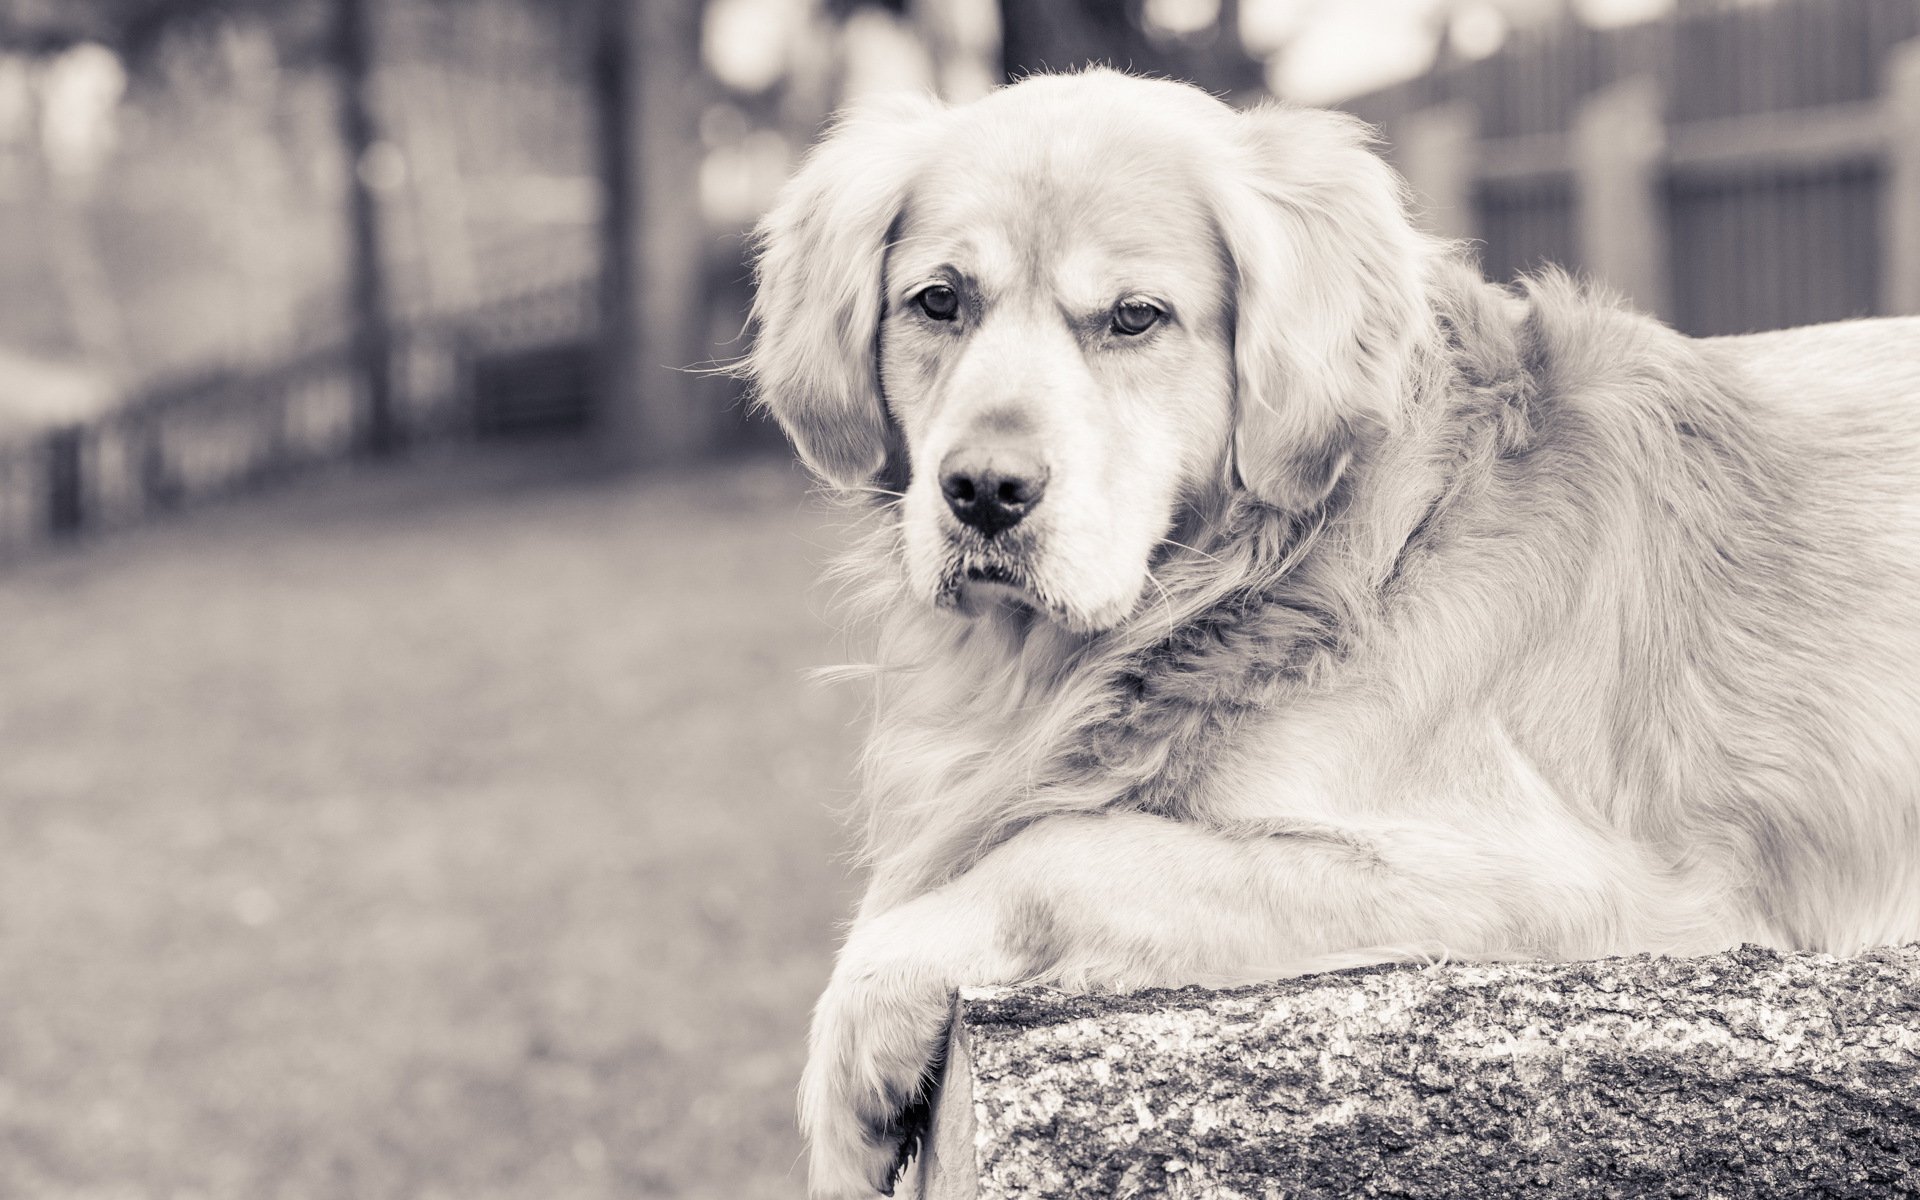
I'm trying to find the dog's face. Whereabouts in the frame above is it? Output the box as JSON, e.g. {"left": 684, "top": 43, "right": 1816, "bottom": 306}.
{"left": 751, "top": 71, "right": 1431, "bottom": 632}
{"left": 878, "top": 125, "right": 1237, "bottom": 630}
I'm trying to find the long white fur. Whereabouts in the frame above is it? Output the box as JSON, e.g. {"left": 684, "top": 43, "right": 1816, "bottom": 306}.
{"left": 745, "top": 69, "right": 1920, "bottom": 1199}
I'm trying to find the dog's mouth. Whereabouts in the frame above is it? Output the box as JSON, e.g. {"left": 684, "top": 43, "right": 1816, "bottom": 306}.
{"left": 936, "top": 540, "right": 1045, "bottom": 619}
{"left": 926, "top": 522, "right": 1138, "bottom": 634}
{"left": 963, "top": 561, "right": 1021, "bottom": 586}
{"left": 945, "top": 563, "right": 1037, "bottom": 616}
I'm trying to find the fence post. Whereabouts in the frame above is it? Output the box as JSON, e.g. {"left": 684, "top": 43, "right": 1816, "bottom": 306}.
{"left": 44, "top": 425, "right": 85, "bottom": 537}
{"left": 1395, "top": 101, "right": 1480, "bottom": 243}
{"left": 1884, "top": 39, "right": 1920, "bottom": 317}
{"left": 139, "top": 416, "right": 176, "bottom": 513}
{"left": 1573, "top": 76, "right": 1671, "bottom": 319}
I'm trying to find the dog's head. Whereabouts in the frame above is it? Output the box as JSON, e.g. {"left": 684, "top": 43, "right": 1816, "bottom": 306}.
{"left": 749, "top": 70, "right": 1433, "bottom": 632}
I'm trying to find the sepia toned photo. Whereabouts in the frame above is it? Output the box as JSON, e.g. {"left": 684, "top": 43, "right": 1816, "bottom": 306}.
{"left": 1, "top": 1, "right": 1916, "bottom": 1197}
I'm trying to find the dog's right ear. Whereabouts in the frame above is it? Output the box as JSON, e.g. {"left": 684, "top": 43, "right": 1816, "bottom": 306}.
{"left": 747, "top": 93, "right": 945, "bottom": 490}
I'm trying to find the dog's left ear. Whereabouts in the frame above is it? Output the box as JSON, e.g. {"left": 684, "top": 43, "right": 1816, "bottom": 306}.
{"left": 1215, "top": 105, "right": 1434, "bottom": 512}
{"left": 747, "top": 93, "right": 945, "bottom": 490}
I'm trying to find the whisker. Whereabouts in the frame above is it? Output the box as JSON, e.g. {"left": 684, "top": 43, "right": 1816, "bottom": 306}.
{"left": 1143, "top": 567, "right": 1178, "bottom": 643}
{"left": 844, "top": 485, "right": 906, "bottom": 502}
{"left": 1156, "top": 536, "right": 1224, "bottom": 564}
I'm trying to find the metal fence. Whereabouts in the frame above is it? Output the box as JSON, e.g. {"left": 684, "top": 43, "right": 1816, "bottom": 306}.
{"left": 1347, "top": 0, "right": 1920, "bottom": 336}
{"left": 0, "top": 279, "right": 597, "bottom": 561}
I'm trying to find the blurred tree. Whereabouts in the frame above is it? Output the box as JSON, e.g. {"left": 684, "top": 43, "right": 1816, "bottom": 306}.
{"left": 2, "top": 0, "right": 396, "bottom": 454}
{"left": 8, "top": 45, "right": 129, "bottom": 373}
{"left": 0, "top": 2, "right": 274, "bottom": 376}
{"left": 591, "top": 0, "right": 636, "bottom": 460}
{"left": 329, "top": 0, "right": 398, "bottom": 454}
{"left": 995, "top": 0, "right": 1266, "bottom": 97}
{"left": 0, "top": 0, "right": 322, "bottom": 63}
{"left": 592, "top": 0, "right": 714, "bottom": 466}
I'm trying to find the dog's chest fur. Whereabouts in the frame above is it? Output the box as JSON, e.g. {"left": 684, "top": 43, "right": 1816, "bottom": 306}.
{"left": 850, "top": 497, "right": 1388, "bottom": 916}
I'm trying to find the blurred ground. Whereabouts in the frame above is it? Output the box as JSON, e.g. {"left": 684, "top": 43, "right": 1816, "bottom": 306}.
{"left": 0, "top": 444, "right": 863, "bottom": 1200}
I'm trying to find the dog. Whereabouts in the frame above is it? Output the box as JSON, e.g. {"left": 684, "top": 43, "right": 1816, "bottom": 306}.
{"left": 744, "top": 69, "right": 1920, "bottom": 1198}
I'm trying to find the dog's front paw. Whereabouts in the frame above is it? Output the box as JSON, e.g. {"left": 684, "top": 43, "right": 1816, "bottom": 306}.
{"left": 800, "top": 925, "right": 956, "bottom": 1198}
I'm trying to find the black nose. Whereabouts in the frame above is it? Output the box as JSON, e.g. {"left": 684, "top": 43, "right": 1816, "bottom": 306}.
{"left": 939, "top": 448, "right": 1049, "bottom": 536}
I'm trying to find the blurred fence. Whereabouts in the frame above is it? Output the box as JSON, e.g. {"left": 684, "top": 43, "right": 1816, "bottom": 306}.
{"left": 1349, "top": 0, "right": 1920, "bottom": 335}
{"left": 15, "top": 0, "right": 1919, "bottom": 561}
{"left": 0, "top": 278, "right": 596, "bottom": 559}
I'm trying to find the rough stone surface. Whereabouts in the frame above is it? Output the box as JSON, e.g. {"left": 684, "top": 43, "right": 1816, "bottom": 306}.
{"left": 911, "top": 945, "right": 1920, "bottom": 1199}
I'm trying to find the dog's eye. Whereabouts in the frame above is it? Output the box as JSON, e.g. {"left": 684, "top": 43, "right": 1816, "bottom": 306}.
{"left": 1112, "top": 301, "right": 1162, "bottom": 337}
{"left": 914, "top": 285, "right": 960, "bottom": 322}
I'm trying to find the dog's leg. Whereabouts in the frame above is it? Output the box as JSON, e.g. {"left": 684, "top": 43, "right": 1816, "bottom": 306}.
{"left": 801, "top": 808, "right": 1659, "bottom": 1198}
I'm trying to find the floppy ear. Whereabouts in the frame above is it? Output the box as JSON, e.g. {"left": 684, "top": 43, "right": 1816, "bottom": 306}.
{"left": 1215, "top": 105, "right": 1435, "bottom": 511}
{"left": 747, "top": 93, "right": 945, "bottom": 490}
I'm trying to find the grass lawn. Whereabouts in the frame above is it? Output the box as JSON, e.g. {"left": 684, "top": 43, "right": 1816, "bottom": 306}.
{"left": 0, "top": 444, "right": 864, "bottom": 1199}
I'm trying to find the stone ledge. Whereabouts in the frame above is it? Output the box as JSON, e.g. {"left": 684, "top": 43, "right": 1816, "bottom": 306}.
{"left": 905, "top": 944, "right": 1920, "bottom": 1199}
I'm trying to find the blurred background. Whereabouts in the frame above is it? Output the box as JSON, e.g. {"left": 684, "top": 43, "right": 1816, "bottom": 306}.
{"left": 0, "top": 0, "right": 1913, "bottom": 1196}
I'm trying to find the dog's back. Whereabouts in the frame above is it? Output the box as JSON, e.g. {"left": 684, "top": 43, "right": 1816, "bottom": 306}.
{"left": 1515, "top": 307, "right": 1920, "bottom": 951}
{"left": 1707, "top": 317, "right": 1920, "bottom": 947}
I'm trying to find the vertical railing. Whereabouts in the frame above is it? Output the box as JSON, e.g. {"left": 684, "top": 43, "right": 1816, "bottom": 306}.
{"left": 44, "top": 426, "right": 85, "bottom": 538}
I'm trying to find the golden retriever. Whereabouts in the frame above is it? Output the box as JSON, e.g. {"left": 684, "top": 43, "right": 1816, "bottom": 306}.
{"left": 746, "top": 69, "right": 1920, "bottom": 1198}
